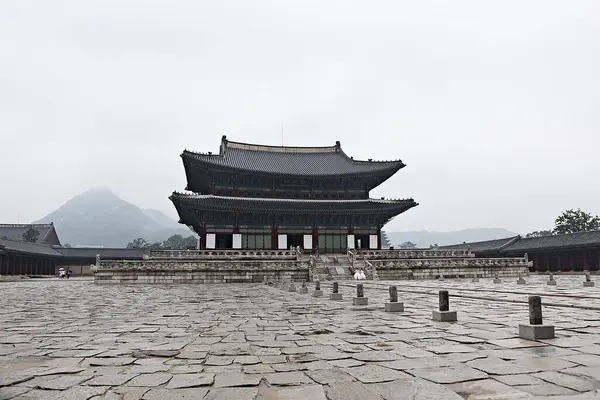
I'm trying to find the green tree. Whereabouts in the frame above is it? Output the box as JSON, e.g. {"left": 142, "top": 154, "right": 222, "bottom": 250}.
{"left": 525, "top": 230, "right": 552, "bottom": 238}
{"left": 163, "top": 234, "right": 185, "bottom": 249}
{"left": 149, "top": 242, "right": 164, "bottom": 249}
{"left": 22, "top": 227, "right": 40, "bottom": 243}
{"left": 553, "top": 209, "right": 600, "bottom": 235}
{"left": 127, "top": 238, "right": 150, "bottom": 248}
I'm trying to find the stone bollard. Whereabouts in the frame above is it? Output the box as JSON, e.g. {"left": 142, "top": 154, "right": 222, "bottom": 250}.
{"left": 519, "top": 295, "right": 555, "bottom": 340}
{"left": 547, "top": 272, "right": 557, "bottom": 286}
{"left": 439, "top": 273, "right": 445, "bottom": 281}
{"left": 298, "top": 279, "right": 309, "bottom": 294}
{"left": 583, "top": 271, "right": 595, "bottom": 287}
{"left": 517, "top": 272, "right": 526, "bottom": 285}
{"left": 263, "top": 276, "right": 268, "bottom": 285}
{"left": 312, "top": 280, "right": 323, "bottom": 297}
{"left": 384, "top": 285, "right": 404, "bottom": 312}
{"left": 329, "top": 281, "right": 343, "bottom": 300}
{"left": 432, "top": 290, "right": 457, "bottom": 322}
{"left": 472, "top": 274, "right": 479, "bottom": 283}
{"left": 493, "top": 273, "right": 501, "bottom": 284}
{"left": 353, "top": 283, "right": 369, "bottom": 306}
{"left": 288, "top": 282, "right": 296, "bottom": 292}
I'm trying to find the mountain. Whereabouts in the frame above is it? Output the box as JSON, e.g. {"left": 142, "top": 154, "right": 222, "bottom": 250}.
{"left": 143, "top": 209, "right": 183, "bottom": 230}
{"left": 34, "top": 187, "right": 193, "bottom": 247}
{"left": 384, "top": 228, "right": 519, "bottom": 248}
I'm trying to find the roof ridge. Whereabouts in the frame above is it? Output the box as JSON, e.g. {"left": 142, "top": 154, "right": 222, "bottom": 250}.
{"left": 170, "top": 192, "right": 415, "bottom": 204}
{"left": 0, "top": 223, "right": 53, "bottom": 228}
{"left": 520, "top": 229, "right": 600, "bottom": 240}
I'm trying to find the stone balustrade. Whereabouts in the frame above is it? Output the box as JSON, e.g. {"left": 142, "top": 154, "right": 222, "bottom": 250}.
{"left": 372, "top": 257, "right": 532, "bottom": 280}
{"left": 95, "top": 259, "right": 309, "bottom": 284}
{"left": 149, "top": 249, "right": 298, "bottom": 260}
{"left": 356, "top": 249, "right": 474, "bottom": 259}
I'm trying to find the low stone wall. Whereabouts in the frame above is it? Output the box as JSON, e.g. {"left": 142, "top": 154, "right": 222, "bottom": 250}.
{"left": 94, "top": 259, "right": 309, "bottom": 284}
{"left": 373, "top": 257, "right": 531, "bottom": 280}
{"left": 149, "top": 249, "right": 298, "bottom": 260}
{"left": 357, "top": 249, "right": 474, "bottom": 260}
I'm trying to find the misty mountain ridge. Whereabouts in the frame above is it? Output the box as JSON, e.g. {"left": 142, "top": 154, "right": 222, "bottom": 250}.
{"left": 34, "top": 187, "right": 193, "bottom": 247}
{"left": 384, "top": 228, "right": 519, "bottom": 248}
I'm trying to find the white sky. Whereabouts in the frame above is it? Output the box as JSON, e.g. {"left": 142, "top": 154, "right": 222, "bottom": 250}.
{"left": 1, "top": 0, "right": 599, "bottom": 234}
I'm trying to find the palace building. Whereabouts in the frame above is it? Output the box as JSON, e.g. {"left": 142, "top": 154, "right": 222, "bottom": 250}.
{"left": 170, "top": 136, "right": 417, "bottom": 252}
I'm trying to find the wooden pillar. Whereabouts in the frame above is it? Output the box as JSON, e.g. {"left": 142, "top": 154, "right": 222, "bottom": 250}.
{"left": 271, "top": 227, "right": 278, "bottom": 250}
{"left": 569, "top": 251, "right": 574, "bottom": 271}
{"left": 312, "top": 228, "right": 318, "bottom": 254}
{"left": 545, "top": 252, "right": 550, "bottom": 272}
{"left": 582, "top": 250, "right": 587, "bottom": 272}
{"left": 377, "top": 229, "right": 382, "bottom": 250}
{"left": 556, "top": 252, "right": 561, "bottom": 272}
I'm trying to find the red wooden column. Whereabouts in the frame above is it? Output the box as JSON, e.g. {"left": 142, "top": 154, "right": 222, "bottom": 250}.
{"left": 271, "top": 227, "right": 278, "bottom": 250}
{"left": 312, "top": 228, "right": 318, "bottom": 254}
{"left": 556, "top": 253, "right": 561, "bottom": 272}
{"left": 545, "top": 253, "right": 550, "bottom": 272}
{"left": 568, "top": 251, "right": 574, "bottom": 271}
{"left": 377, "top": 229, "right": 382, "bottom": 250}
{"left": 582, "top": 250, "right": 587, "bottom": 271}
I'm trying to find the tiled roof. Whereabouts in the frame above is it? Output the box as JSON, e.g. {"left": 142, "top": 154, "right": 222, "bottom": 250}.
{"left": 54, "top": 247, "right": 148, "bottom": 260}
{"left": 503, "top": 230, "right": 600, "bottom": 252}
{"left": 441, "top": 230, "right": 600, "bottom": 254}
{"left": 182, "top": 136, "right": 405, "bottom": 177}
{"left": 0, "top": 223, "right": 60, "bottom": 245}
{"left": 0, "top": 238, "right": 64, "bottom": 257}
{"left": 170, "top": 193, "right": 418, "bottom": 216}
{"left": 440, "top": 236, "right": 519, "bottom": 253}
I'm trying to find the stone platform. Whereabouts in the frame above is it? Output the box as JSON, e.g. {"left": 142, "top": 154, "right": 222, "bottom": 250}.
{"left": 2, "top": 276, "right": 599, "bottom": 399}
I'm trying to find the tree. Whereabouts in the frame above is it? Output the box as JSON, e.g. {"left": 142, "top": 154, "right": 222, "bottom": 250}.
{"left": 22, "top": 227, "right": 40, "bottom": 243}
{"left": 525, "top": 230, "right": 552, "bottom": 238}
{"left": 149, "top": 242, "right": 164, "bottom": 249}
{"left": 127, "top": 238, "right": 150, "bottom": 248}
{"left": 162, "top": 235, "right": 198, "bottom": 249}
{"left": 553, "top": 209, "right": 600, "bottom": 235}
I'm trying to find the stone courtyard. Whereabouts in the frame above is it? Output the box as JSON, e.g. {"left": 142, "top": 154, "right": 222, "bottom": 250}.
{"left": 1, "top": 276, "right": 599, "bottom": 399}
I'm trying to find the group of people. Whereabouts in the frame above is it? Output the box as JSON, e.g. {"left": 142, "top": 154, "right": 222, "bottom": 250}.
{"left": 353, "top": 269, "right": 367, "bottom": 280}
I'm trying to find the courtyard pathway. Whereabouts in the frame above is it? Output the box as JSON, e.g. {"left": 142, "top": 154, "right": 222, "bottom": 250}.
{"left": 1, "top": 276, "right": 599, "bottom": 399}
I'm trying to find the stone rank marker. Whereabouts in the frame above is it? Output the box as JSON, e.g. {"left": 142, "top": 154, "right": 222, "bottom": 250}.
{"left": 352, "top": 283, "right": 369, "bottom": 306}
{"left": 472, "top": 274, "right": 479, "bottom": 283}
{"left": 330, "top": 281, "right": 343, "bottom": 300}
{"left": 432, "top": 290, "right": 457, "bottom": 322}
{"left": 493, "top": 273, "right": 502, "bottom": 284}
{"left": 384, "top": 285, "right": 404, "bottom": 312}
{"left": 547, "top": 273, "right": 557, "bottom": 286}
{"left": 288, "top": 282, "right": 296, "bottom": 292}
{"left": 517, "top": 272, "right": 526, "bottom": 285}
{"left": 519, "top": 295, "right": 555, "bottom": 340}
{"left": 583, "top": 271, "right": 595, "bottom": 287}
{"left": 298, "top": 280, "right": 309, "bottom": 294}
{"left": 312, "top": 280, "right": 323, "bottom": 297}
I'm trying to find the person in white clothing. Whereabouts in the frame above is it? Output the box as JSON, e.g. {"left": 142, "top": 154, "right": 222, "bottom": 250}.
{"left": 359, "top": 270, "right": 367, "bottom": 280}
{"left": 354, "top": 270, "right": 360, "bottom": 280}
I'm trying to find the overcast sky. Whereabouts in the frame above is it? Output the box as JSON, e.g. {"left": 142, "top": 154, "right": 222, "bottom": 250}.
{"left": 1, "top": 1, "right": 599, "bottom": 234}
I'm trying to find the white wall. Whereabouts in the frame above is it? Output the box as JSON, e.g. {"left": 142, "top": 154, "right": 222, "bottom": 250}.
{"left": 347, "top": 234, "right": 355, "bottom": 250}
{"left": 232, "top": 234, "right": 242, "bottom": 249}
{"left": 206, "top": 233, "right": 216, "bottom": 249}
{"left": 278, "top": 234, "right": 287, "bottom": 250}
{"left": 369, "top": 234, "right": 378, "bottom": 249}
{"left": 303, "top": 234, "right": 313, "bottom": 250}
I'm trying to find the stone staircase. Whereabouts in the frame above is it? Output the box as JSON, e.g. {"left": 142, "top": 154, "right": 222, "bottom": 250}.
{"left": 309, "top": 254, "right": 352, "bottom": 281}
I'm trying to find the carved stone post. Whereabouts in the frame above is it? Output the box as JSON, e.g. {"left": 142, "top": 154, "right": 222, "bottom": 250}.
{"left": 439, "top": 290, "right": 449, "bottom": 312}
{"left": 353, "top": 283, "right": 368, "bottom": 306}
{"left": 330, "top": 281, "right": 343, "bottom": 300}
{"left": 519, "top": 295, "right": 555, "bottom": 340}
{"left": 385, "top": 285, "right": 404, "bottom": 312}
{"left": 298, "top": 279, "right": 308, "bottom": 293}
{"left": 312, "top": 280, "right": 323, "bottom": 297}
{"left": 432, "top": 290, "right": 456, "bottom": 322}
{"left": 583, "top": 270, "right": 595, "bottom": 287}
{"left": 389, "top": 286, "right": 398, "bottom": 303}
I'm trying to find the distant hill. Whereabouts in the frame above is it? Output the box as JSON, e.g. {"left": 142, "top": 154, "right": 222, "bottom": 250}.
{"left": 33, "top": 187, "right": 193, "bottom": 247}
{"left": 384, "top": 228, "right": 519, "bottom": 248}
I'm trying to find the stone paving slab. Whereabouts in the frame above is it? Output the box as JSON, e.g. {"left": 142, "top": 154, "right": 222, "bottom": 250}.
{"left": 0, "top": 276, "right": 599, "bottom": 399}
